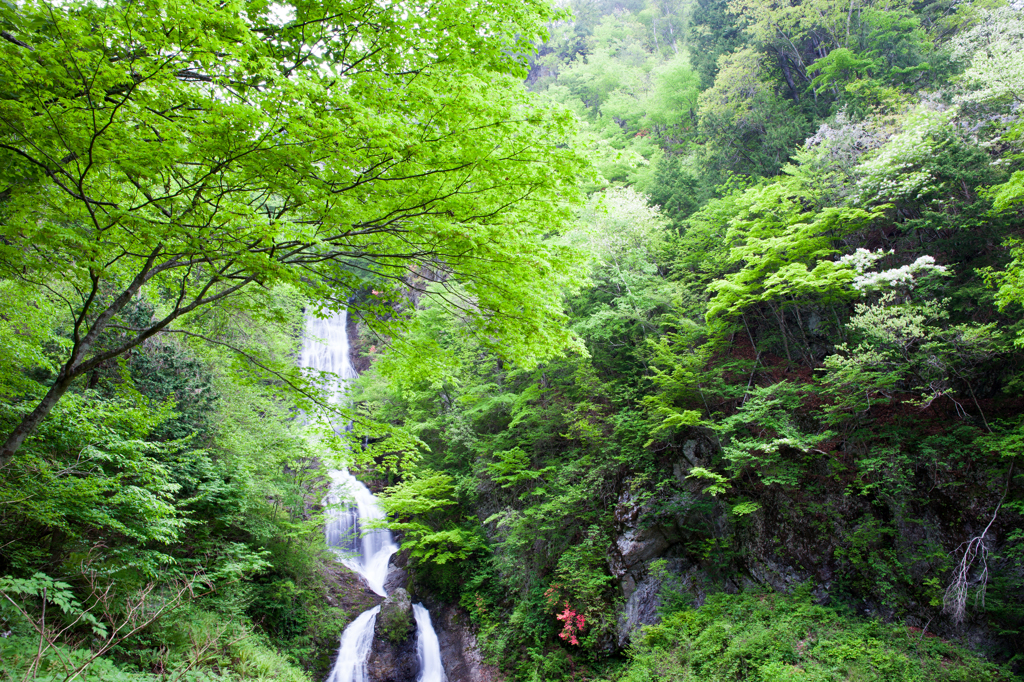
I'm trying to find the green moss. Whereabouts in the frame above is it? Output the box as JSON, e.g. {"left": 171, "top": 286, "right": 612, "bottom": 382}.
{"left": 378, "top": 605, "right": 414, "bottom": 644}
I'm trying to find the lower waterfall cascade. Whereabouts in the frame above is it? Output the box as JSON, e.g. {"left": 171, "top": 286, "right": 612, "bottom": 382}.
{"left": 413, "top": 604, "right": 447, "bottom": 682}
{"left": 325, "top": 606, "right": 380, "bottom": 682}
{"left": 301, "top": 310, "right": 447, "bottom": 682}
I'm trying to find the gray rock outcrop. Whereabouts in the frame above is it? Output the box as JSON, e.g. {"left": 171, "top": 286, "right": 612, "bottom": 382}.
{"left": 367, "top": 588, "right": 419, "bottom": 682}
{"left": 423, "top": 600, "right": 505, "bottom": 682}
{"left": 384, "top": 565, "right": 408, "bottom": 594}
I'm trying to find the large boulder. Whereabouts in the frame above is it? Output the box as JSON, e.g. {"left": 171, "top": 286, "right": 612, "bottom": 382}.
{"left": 384, "top": 565, "right": 408, "bottom": 594}
{"left": 367, "top": 589, "right": 419, "bottom": 682}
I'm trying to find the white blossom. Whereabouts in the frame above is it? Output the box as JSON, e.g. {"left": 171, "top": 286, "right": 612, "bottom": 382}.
{"left": 851, "top": 106, "right": 955, "bottom": 205}
{"left": 951, "top": 6, "right": 1024, "bottom": 106}
{"left": 837, "top": 251, "right": 948, "bottom": 292}
{"left": 838, "top": 248, "right": 891, "bottom": 274}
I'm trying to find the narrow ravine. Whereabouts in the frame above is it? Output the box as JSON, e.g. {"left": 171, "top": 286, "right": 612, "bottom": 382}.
{"left": 301, "top": 310, "right": 447, "bottom": 682}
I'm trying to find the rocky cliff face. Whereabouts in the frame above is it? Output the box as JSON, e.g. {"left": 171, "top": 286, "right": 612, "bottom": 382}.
{"left": 366, "top": 588, "right": 419, "bottom": 682}
{"left": 608, "top": 425, "right": 1013, "bottom": 657}
{"left": 385, "top": 550, "right": 503, "bottom": 682}
{"left": 609, "top": 427, "right": 721, "bottom": 646}
{"left": 421, "top": 599, "right": 504, "bottom": 682}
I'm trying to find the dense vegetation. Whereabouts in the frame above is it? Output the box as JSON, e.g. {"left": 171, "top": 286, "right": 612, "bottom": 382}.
{"left": 2, "top": 0, "right": 1024, "bottom": 680}
{"left": 353, "top": 0, "right": 1024, "bottom": 680}
{"left": 0, "top": 0, "right": 579, "bottom": 678}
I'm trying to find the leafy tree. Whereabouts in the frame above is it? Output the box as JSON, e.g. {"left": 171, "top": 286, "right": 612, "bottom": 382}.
{"left": 717, "top": 381, "right": 829, "bottom": 488}
{"left": 646, "top": 153, "right": 706, "bottom": 228}
{"left": 697, "top": 48, "right": 811, "bottom": 178}
{"left": 0, "top": 0, "right": 589, "bottom": 464}
{"left": 689, "top": 0, "right": 746, "bottom": 88}
{"left": 378, "top": 472, "right": 486, "bottom": 566}
{"left": 822, "top": 293, "right": 1005, "bottom": 430}
{"left": 703, "top": 175, "right": 881, "bottom": 342}
{"left": 950, "top": 5, "right": 1024, "bottom": 109}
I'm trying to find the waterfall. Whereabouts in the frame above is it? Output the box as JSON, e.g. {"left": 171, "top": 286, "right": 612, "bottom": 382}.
{"left": 302, "top": 310, "right": 445, "bottom": 682}
{"left": 301, "top": 310, "right": 398, "bottom": 596}
{"left": 325, "top": 469, "right": 397, "bottom": 597}
{"left": 301, "top": 311, "right": 359, "bottom": 396}
{"left": 326, "top": 605, "right": 380, "bottom": 682}
{"left": 413, "top": 604, "right": 447, "bottom": 682}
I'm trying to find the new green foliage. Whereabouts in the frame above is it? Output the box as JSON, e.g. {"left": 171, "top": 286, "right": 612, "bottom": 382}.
{"left": 0, "top": 0, "right": 590, "bottom": 465}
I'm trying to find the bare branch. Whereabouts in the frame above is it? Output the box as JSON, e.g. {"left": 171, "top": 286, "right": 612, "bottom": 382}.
{"left": 943, "top": 463, "right": 1014, "bottom": 623}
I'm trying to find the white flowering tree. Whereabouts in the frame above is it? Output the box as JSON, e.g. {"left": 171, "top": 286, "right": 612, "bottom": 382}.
{"left": 951, "top": 5, "right": 1024, "bottom": 329}
{"left": 703, "top": 174, "right": 883, "bottom": 363}
{"left": 951, "top": 5, "right": 1024, "bottom": 108}
{"left": 837, "top": 248, "right": 948, "bottom": 294}
{"left": 850, "top": 105, "right": 956, "bottom": 206}
{"left": 822, "top": 291, "right": 1004, "bottom": 429}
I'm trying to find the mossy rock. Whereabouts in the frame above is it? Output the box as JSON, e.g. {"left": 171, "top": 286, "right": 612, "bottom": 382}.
{"left": 375, "top": 588, "right": 415, "bottom": 643}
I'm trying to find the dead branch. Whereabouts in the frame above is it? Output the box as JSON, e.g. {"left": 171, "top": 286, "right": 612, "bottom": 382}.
{"left": 942, "top": 463, "right": 1014, "bottom": 623}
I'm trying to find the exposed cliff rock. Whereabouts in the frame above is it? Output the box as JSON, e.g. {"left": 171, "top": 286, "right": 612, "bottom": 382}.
{"left": 311, "top": 561, "right": 383, "bottom": 679}
{"left": 607, "top": 424, "right": 1017, "bottom": 659}
{"left": 615, "top": 558, "right": 685, "bottom": 647}
{"left": 384, "top": 564, "right": 409, "bottom": 594}
{"left": 348, "top": 308, "right": 372, "bottom": 374}
{"left": 421, "top": 599, "right": 504, "bottom": 682}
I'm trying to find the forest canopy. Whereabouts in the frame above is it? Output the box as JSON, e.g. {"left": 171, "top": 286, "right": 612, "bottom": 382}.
{"left": 0, "top": 0, "right": 589, "bottom": 464}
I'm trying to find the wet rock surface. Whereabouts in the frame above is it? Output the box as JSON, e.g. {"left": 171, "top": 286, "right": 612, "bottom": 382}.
{"left": 384, "top": 565, "right": 408, "bottom": 594}
{"left": 314, "top": 562, "right": 383, "bottom": 679}
{"left": 366, "top": 633, "right": 419, "bottom": 682}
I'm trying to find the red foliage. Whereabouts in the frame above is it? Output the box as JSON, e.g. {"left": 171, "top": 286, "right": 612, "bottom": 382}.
{"left": 555, "top": 602, "right": 586, "bottom": 646}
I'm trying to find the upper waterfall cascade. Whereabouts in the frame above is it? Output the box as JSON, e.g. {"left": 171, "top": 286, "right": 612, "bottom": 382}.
{"left": 301, "top": 311, "right": 446, "bottom": 682}
{"left": 301, "top": 310, "right": 398, "bottom": 596}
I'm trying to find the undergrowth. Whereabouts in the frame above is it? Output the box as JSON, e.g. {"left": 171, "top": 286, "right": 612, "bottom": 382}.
{"left": 606, "top": 589, "right": 1014, "bottom": 682}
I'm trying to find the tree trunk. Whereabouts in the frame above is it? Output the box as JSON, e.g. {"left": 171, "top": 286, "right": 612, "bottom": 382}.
{"left": 0, "top": 247, "right": 167, "bottom": 467}
{"left": 772, "top": 304, "right": 794, "bottom": 365}
{"left": 0, "top": 371, "right": 78, "bottom": 467}
{"left": 779, "top": 52, "right": 800, "bottom": 103}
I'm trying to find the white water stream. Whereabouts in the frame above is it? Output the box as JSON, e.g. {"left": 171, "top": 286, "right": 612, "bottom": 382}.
{"left": 325, "top": 605, "right": 380, "bottom": 682}
{"left": 325, "top": 468, "right": 397, "bottom": 597}
{"left": 413, "top": 604, "right": 447, "bottom": 682}
{"left": 301, "top": 310, "right": 446, "bottom": 682}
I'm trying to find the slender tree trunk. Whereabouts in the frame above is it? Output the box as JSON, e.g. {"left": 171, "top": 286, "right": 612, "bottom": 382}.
{"left": 964, "top": 380, "right": 993, "bottom": 434}
{"left": 742, "top": 314, "right": 758, "bottom": 352}
{"left": 779, "top": 52, "right": 800, "bottom": 103}
{"left": 0, "top": 246, "right": 179, "bottom": 467}
{"left": 830, "top": 303, "right": 847, "bottom": 344}
{"left": 0, "top": 371, "right": 78, "bottom": 467}
{"left": 792, "top": 301, "right": 816, "bottom": 365}
{"left": 771, "top": 304, "right": 794, "bottom": 364}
